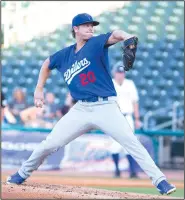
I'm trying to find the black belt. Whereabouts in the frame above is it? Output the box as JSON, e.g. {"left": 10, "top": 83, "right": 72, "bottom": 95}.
{"left": 81, "top": 97, "right": 109, "bottom": 102}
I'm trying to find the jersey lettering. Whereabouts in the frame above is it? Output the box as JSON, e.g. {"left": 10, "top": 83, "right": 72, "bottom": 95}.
{"left": 64, "top": 58, "right": 91, "bottom": 85}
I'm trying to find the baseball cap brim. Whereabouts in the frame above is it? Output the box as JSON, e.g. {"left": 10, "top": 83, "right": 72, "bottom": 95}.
{"left": 92, "top": 21, "right": 99, "bottom": 26}
{"left": 75, "top": 20, "right": 100, "bottom": 27}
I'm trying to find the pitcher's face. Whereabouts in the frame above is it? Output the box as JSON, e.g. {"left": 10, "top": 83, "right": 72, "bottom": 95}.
{"left": 74, "top": 23, "right": 94, "bottom": 40}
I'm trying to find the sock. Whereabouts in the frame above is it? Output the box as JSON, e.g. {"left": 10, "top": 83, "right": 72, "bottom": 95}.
{"left": 126, "top": 154, "right": 138, "bottom": 176}
{"left": 112, "top": 153, "right": 120, "bottom": 174}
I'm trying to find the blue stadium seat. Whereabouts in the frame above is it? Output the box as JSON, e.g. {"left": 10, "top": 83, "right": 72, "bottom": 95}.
{"left": 2, "top": 66, "right": 12, "bottom": 76}
{"left": 144, "top": 97, "right": 153, "bottom": 110}
{"left": 163, "top": 69, "right": 174, "bottom": 79}
{"left": 143, "top": 69, "right": 153, "bottom": 78}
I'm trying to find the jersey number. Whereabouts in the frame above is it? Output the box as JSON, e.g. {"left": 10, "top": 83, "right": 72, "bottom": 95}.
{"left": 80, "top": 71, "right": 96, "bottom": 86}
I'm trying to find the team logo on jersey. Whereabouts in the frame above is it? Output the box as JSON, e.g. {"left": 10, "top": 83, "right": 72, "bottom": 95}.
{"left": 64, "top": 58, "right": 91, "bottom": 85}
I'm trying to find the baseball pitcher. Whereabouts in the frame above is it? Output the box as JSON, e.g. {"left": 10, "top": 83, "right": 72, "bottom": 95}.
{"left": 7, "top": 13, "right": 176, "bottom": 195}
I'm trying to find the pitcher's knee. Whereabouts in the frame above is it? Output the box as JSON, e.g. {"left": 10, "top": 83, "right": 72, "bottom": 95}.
{"left": 114, "top": 135, "right": 140, "bottom": 149}
{"left": 39, "top": 139, "right": 61, "bottom": 154}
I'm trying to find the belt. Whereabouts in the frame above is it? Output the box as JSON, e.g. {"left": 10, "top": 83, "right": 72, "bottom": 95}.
{"left": 123, "top": 113, "right": 132, "bottom": 116}
{"left": 80, "top": 96, "right": 114, "bottom": 103}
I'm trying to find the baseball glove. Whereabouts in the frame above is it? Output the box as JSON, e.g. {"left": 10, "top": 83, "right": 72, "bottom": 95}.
{"left": 122, "top": 36, "right": 138, "bottom": 71}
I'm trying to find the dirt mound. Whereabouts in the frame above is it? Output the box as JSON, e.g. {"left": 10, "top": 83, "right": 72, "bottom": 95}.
{"left": 2, "top": 182, "right": 179, "bottom": 199}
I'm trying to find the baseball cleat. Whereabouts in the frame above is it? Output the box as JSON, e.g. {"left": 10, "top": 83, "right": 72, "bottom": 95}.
{"left": 114, "top": 170, "right": 121, "bottom": 178}
{"left": 6, "top": 172, "right": 26, "bottom": 185}
{"left": 156, "top": 180, "right": 176, "bottom": 195}
{"left": 130, "top": 173, "right": 139, "bottom": 179}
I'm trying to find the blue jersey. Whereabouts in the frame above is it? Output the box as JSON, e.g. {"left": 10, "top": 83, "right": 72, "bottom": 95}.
{"left": 48, "top": 32, "right": 117, "bottom": 100}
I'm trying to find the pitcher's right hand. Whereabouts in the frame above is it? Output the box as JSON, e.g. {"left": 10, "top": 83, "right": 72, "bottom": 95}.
{"left": 34, "top": 87, "right": 44, "bottom": 108}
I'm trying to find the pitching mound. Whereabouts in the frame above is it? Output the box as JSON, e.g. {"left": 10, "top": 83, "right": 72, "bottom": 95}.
{"left": 2, "top": 182, "right": 179, "bottom": 199}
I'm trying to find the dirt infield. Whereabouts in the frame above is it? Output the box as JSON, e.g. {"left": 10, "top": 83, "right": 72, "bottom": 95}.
{"left": 2, "top": 182, "right": 180, "bottom": 199}
{"left": 2, "top": 170, "right": 183, "bottom": 199}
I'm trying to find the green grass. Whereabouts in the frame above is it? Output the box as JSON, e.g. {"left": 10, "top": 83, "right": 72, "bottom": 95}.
{"left": 93, "top": 186, "right": 184, "bottom": 198}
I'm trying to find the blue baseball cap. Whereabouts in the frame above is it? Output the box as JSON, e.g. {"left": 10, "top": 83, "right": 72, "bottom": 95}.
{"left": 72, "top": 13, "right": 99, "bottom": 27}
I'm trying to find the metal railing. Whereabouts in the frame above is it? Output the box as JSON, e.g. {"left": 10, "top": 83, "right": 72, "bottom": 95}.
{"left": 172, "top": 101, "right": 184, "bottom": 130}
{"left": 143, "top": 101, "right": 184, "bottom": 131}
{"left": 143, "top": 101, "right": 184, "bottom": 167}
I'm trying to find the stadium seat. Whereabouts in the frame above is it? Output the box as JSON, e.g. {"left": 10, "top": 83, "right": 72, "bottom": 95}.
{"left": 144, "top": 97, "right": 153, "bottom": 110}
